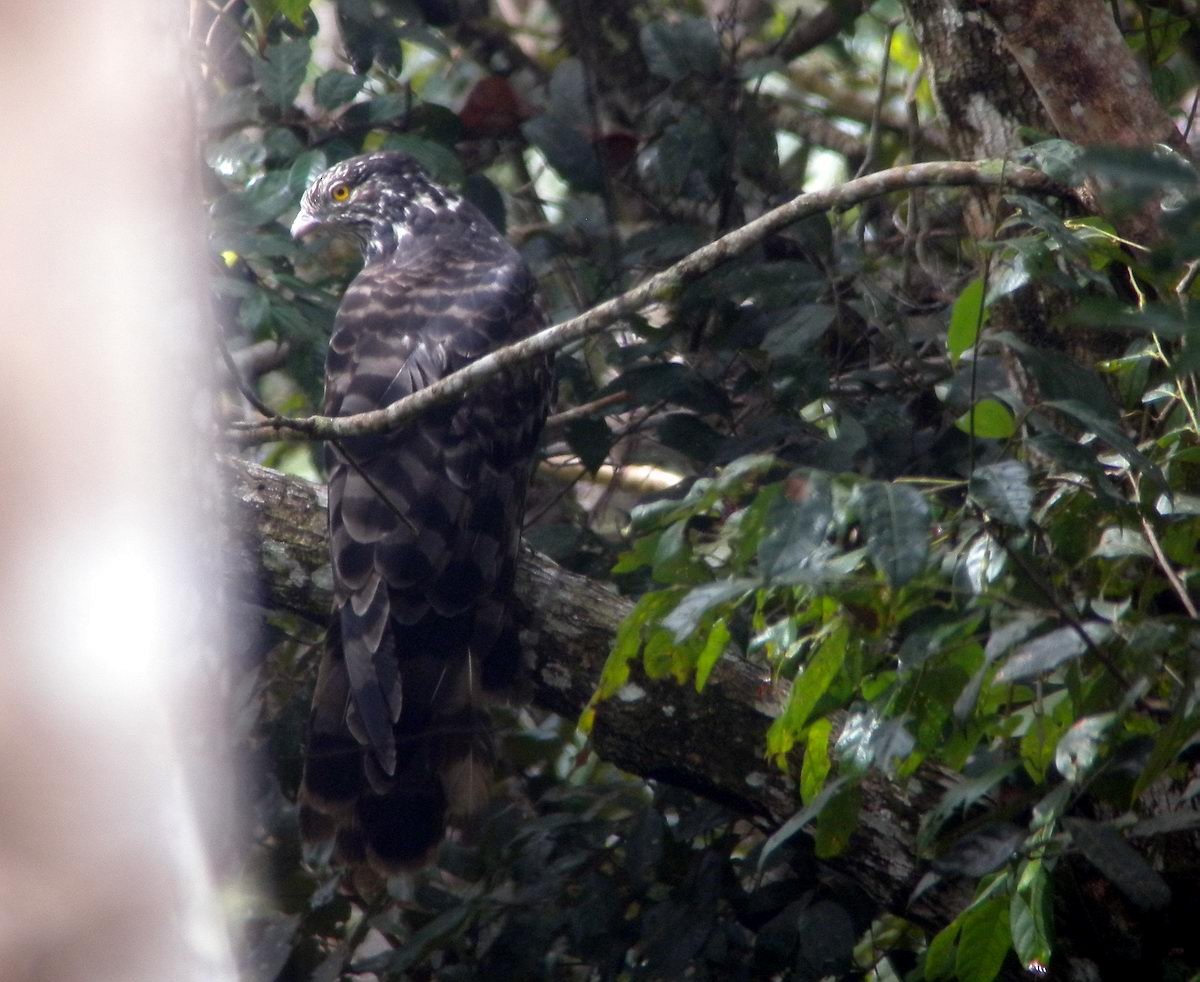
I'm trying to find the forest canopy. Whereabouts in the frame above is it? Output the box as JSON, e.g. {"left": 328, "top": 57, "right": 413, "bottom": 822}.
{"left": 203, "top": 1, "right": 1200, "bottom": 979}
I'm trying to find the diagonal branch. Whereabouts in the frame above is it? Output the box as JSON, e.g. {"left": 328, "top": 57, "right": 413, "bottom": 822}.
{"left": 229, "top": 160, "right": 1066, "bottom": 447}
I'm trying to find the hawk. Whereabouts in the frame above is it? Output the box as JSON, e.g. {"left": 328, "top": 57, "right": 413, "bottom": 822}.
{"left": 290, "top": 151, "right": 552, "bottom": 871}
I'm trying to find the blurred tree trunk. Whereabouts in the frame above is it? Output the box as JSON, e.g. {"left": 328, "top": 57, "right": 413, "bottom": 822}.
{"left": 0, "top": 4, "right": 236, "bottom": 981}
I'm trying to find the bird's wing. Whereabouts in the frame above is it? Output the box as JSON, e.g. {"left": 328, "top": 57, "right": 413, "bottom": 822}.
{"left": 303, "top": 245, "right": 551, "bottom": 870}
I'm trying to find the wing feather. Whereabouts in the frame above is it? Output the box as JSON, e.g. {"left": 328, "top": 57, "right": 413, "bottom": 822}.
{"left": 302, "top": 216, "right": 552, "bottom": 872}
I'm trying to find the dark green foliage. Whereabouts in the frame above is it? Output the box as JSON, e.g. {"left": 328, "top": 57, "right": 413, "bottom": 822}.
{"left": 206, "top": 1, "right": 1200, "bottom": 978}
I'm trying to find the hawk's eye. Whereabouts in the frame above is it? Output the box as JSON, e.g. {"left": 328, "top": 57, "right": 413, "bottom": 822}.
{"left": 330, "top": 183, "right": 351, "bottom": 203}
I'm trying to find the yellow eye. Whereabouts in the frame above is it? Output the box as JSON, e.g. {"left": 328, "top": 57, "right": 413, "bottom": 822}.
{"left": 330, "top": 183, "right": 351, "bottom": 202}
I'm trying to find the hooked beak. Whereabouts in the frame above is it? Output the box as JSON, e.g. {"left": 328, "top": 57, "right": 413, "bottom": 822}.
{"left": 290, "top": 208, "right": 321, "bottom": 240}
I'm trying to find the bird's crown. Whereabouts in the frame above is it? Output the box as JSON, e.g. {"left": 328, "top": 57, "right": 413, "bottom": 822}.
{"left": 291, "top": 151, "right": 463, "bottom": 261}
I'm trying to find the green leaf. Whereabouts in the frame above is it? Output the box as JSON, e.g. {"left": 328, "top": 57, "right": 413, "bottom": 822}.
{"left": 647, "top": 110, "right": 724, "bottom": 195}
{"left": 652, "top": 520, "right": 704, "bottom": 585}
{"left": 1132, "top": 709, "right": 1200, "bottom": 801}
{"left": 314, "top": 70, "right": 365, "bottom": 110}
{"left": 956, "top": 398, "right": 1016, "bottom": 439}
{"left": 933, "top": 822, "right": 1022, "bottom": 878}
{"left": 248, "top": 0, "right": 312, "bottom": 28}
{"left": 604, "top": 363, "right": 730, "bottom": 416}
{"left": 694, "top": 618, "right": 731, "bottom": 692}
{"left": 955, "top": 897, "right": 1011, "bottom": 982}
{"left": 254, "top": 39, "right": 311, "bottom": 109}
{"left": 924, "top": 917, "right": 962, "bottom": 980}
{"left": 995, "top": 622, "right": 1108, "bottom": 683}
{"left": 1010, "top": 861, "right": 1053, "bottom": 968}
{"left": 205, "top": 132, "right": 267, "bottom": 183}
{"left": 800, "top": 717, "right": 832, "bottom": 804}
{"left": 969, "top": 459, "right": 1033, "bottom": 527}
{"left": 814, "top": 780, "right": 861, "bottom": 858}
{"left": 1075, "top": 145, "right": 1199, "bottom": 193}
{"left": 1055, "top": 712, "right": 1116, "bottom": 782}
{"left": 640, "top": 17, "right": 721, "bottom": 81}
{"left": 1044, "top": 398, "right": 1166, "bottom": 491}
{"left": 1020, "top": 701, "right": 1071, "bottom": 782}
{"left": 919, "top": 760, "right": 1022, "bottom": 849}
{"left": 661, "top": 579, "right": 756, "bottom": 642}
{"left": 546, "top": 57, "right": 589, "bottom": 120}
{"left": 948, "top": 277, "right": 986, "bottom": 363}
{"left": 758, "top": 471, "right": 834, "bottom": 584}
{"left": 1065, "top": 817, "right": 1171, "bottom": 910}
{"left": 237, "top": 289, "right": 271, "bottom": 331}
{"left": 278, "top": 0, "right": 312, "bottom": 26}
{"left": 522, "top": 115, "right": 603, "bottom": 192}
{"left": 380, "top": 134, "right": 464, "bottom": 186}
{"left": 761, "top": 304, "right": 836, "bottom": 360}
{"left": 855, "top": 482, "right": 930, "bottom": 587}
{"left": 767, "top": 623, "right": 848, "bottom": 762}
{"left": 995, "top": 331, "right": 1119, "bottom": 419}
{"left": 654, "top": 413, "right": 724, "bottom": 465}
{"left": 593, "top": 592, "right": 675, "bottom": 703}
{"left": 758, "top": 776, "right": 849, "bottom": 870}
{"left": 287, "top": 149, "right": 327, "bottom": 195}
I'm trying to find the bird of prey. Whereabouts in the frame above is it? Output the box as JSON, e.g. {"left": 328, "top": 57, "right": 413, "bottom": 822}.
{"left": 290, "top": 151, "right": 552, "bottom": 871}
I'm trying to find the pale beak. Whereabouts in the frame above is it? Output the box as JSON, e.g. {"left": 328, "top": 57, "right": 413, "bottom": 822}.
{"left": 290, "top": 209, "right": 321, "bottom": 240}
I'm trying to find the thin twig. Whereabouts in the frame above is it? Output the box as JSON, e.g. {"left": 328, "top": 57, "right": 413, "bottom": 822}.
{"left": 215, "top": 325, "right": 277, "bottom": 419}
{"left": 1003, "top": 543, "right": 1131, "bottom": 691}
{"left": 544, "top": 391, "right": 630, "bottom": 431}
{"left": 228, "top": 161, "right": 1068, "bottom": 447}
{"left": 1140, "top": 515, "right": 1199, "bottom": 620}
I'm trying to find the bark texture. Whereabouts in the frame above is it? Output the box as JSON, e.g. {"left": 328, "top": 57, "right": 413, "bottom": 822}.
{"left": 978, "top": 0, "right": 1184, "bottom": 153}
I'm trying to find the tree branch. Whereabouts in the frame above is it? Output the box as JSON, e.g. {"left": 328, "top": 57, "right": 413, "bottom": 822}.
{"left": 224, "top": 455, "right": 974, "bottom": 929}
{"left": 229, "top": 160, "right": 1065, "bottom": 447}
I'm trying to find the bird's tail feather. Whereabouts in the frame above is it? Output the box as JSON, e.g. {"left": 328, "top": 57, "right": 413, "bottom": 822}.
{"left": 300, "top": 629, "right": 497, "bottom": 875}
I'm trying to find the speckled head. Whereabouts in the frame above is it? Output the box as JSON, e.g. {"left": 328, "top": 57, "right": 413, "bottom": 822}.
{"left": 291, "top": 151, "right": 462, "bottom": 263}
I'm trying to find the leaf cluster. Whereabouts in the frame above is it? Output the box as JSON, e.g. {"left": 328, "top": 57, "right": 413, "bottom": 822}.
{"left": 202, "top": 2, "right": 1200, "bottom": 979}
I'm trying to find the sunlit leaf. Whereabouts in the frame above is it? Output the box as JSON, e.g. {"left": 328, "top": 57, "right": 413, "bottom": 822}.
{"left": 955, "top": 897, "right": 1011, "bottom": 982}
{"left": 694, "top": 618, "right": 731, "bottom": 692}
{"left": 1011, "top": 861, "right": 1053, "bottom": 968}
{"left": 955, "top": 398, "right": 1016, "bottom": 439}
{"left": 800, "top": 717, "right": 832, "bottom": 804}
{"left": 948, "top": 277, "right": 985, "bottom": 363}
{"left": 766, "top": 623, "right": 848, "bottom": 763}
{"left": 994, "top": 622, "right": 1108, "bottom": 683}
{"left": 662, "top": 579, "right": 756, "bottom": 642}
{"left": 1055, "top": 712, "right": 1116, "bottom": 782}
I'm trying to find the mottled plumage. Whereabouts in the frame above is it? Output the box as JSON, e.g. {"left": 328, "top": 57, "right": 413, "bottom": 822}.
{"left": 291, "top": 152, "right": 551, "bottom": 871}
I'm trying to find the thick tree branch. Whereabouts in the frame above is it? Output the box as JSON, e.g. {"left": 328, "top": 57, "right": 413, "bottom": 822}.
{"left": 229, "top": 160, "right": 1065, "bottom": 447}
{"left": 224, "top": 456, "right": 973, "bottom": 929}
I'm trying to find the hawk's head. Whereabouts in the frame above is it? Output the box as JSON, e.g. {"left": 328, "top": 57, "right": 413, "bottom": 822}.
{"left": 291, "top": 151, "right": 462, "bottom": 263}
